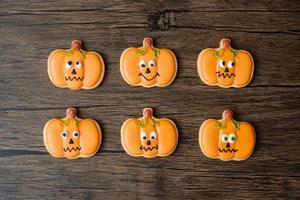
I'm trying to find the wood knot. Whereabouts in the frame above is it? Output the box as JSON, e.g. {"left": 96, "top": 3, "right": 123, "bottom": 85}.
{"left": 148, "top": 11, "right": 175, "bottom": 31}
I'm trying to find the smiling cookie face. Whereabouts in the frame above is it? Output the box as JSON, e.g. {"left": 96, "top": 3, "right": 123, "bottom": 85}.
{"left": 48, "top": 40, "right": 105, "bottom": 90}
{"left": 121, "top": 108, "right": 178, "bottom": 158}
{"left": 199, "top": 110, "right": 256, "bottom": 161}
{"left": 120, "top": 38, "right": 177, "bottom": 88}
{"left": 138, "top": 54, "right": 159, "bottom": 86}
{"left": 43, "top": 108, "right": 102, "bottom": 159}
{"left": 197, "top": 38, "right": 254, "bottom": 88}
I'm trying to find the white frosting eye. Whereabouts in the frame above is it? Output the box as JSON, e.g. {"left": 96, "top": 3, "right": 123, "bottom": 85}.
{"left": 149, "top": 60, "right": 155, "bottom": 67}
{"left": 150, "top": 131, "right": 157, "bottom": 140}
{"left": 75, "top": 61, "right": 81, "bottom": 69}
{"left": 61, "top": 131, "right": 68, "bottom": 140}
{"left": 72, "top": 131, "right": 80, "bottom": 139}
{"left": 227, "top": 61, "right": 235, "bottom": 68}
{"left": 65, "top": 61, "right": 72, "bottom": 69}
{"left": 228, "top": 133, "right": 237, "bottom": 143}
{"left": 140, "top": 131, "right": 147, "bottom": 140}
{"left": 219, "top": 60, "right": 225, "bottom": 68}
{"left": 221, "top": 134, "right": 229, "bottom": 143}
{"left": 139, "top": 60, "right": 146, "bottom": 68}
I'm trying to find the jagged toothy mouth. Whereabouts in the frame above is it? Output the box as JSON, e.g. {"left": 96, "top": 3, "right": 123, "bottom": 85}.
{"left": 63, "top": 147, "right": 81, "bottom": 152}
{"left": 216, "top": 72, "right": 235, "bottom": 79}
{"left": 138, "top": 72, "right": 160, "bottom": 81}
{"left": 218, "top": 148, "right": 238, "bottom": 153}
{"left": 140, "top": 145, "right": 158, "bottom": 151}
{"left": 65, "top": 76, "right": 84, "bottom": 81}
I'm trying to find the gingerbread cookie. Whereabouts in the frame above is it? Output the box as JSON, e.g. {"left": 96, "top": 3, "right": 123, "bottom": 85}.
{"left": 48, "top": 40, "right": 105, "bottom": 90}
{"left": 121, "top": 108, "right": 178, "bottom": 158}
{"left": 120, "top": 38, "right": 177, "bottom": 88}
{"left": 197, "top": 38, "right": 254, "bottom": 88}
{"left": 43, "top": 108, "right": 101, "bottom": 159}
{"left": 199, "top": 110, "right": 256, "bottom": 161}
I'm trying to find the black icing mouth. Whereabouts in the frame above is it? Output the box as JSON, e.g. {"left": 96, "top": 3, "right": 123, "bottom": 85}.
{"left": 216, "top": 72, "right": 235, "bottom": 79}
{"left": 138, "top": 72, "right": 160, "bottom": 81}
{"left": 218, "top": 148, "right": 238, "bottom": 153}
{"left": 63, "top": 147, "right": 81, "bottom": 152}
{"left": 140, "top": 145, "right": 158, "bottom": 151}
{"left": 65, "top": 76, "right": 84, "bottom": 81}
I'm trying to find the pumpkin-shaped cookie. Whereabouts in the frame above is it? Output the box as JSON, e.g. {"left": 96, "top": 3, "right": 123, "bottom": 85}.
{"left": 121, "top": 108, "right": 178, "bottom": 158}
{"left": 120, "top": 38, "right": 177, "bottom": 88}
{"left": 43, "top": 108, "right": 101, "bottom": 159}
{"left": 197, "top": 38, "right": 254, "bottom": 88}
{"left": 48, "top": 40, "right": 105, "bottom": 90}
{"left": 199, "top": 110, "right": 256, "bottom": 161}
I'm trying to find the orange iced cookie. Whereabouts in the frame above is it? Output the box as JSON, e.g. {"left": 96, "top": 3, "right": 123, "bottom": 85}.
{"left": 121, "top": 108, "right": 178, "bottom": 158}
{"left": 120, "top": 38, "right": 177, "bottom": 88}
{"left": 48, "top": 40, "right": 105, "bottom": 90}
{"left": 197, "top": 38, "right": 254, "bottom": 88}
{"left": 199, "top": 110, "right": 256, "bottom": 161}
{"left": 43, "top": 108, "right": 102, "bottom": 159}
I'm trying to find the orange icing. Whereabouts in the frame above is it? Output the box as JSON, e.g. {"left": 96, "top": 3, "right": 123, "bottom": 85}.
{"left": 48, "top": 40, "right": 105, "bottom": 90}
{"left": 43, "top": 108, "right": 101, "bottom": 159}
{"left": 121, "top": 108, "right": 178, "bottom": 158}
{"left": 199, "top": 110, "right": 256, "bottom": 161}
{"left": 197, "top": 38, "right": 254, "bottom": 88}
{"left": 120, "top": 38, "right": 177, "bottom": 88}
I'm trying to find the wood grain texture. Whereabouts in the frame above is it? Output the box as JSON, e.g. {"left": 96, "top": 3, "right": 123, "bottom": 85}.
{"left": 0, "top": 0, "right": 300, "bottom": 199}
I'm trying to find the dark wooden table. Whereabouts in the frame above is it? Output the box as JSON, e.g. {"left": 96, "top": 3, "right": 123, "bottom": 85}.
{"left": 1, "top": 1, "right": 300, "bottom": 199}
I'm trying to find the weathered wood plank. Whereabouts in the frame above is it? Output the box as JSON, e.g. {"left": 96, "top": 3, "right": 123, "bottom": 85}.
{"left": 0, "top": 155, "right": 299, "bottom": 200}
{"left": 2, "top": 0, "right": 300, "bottom": 12}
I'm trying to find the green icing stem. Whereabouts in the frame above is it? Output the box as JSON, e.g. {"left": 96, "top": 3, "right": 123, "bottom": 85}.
{"left": 152, "top": 119, "right": 160, "bottom": 128}
{"left": 65, "top": 49, "right": 86, "bottom": 59}
{"left": 136, "top": 119, "right": 160, "bottom": 128}
{"left": 215, "top": 120, "right": 240, "bottom": 130}
{"left": 152, "top": 48, "right": 160, "bottom": 58}
{"left": 136, "top": 48, "right": 147, "bottom": 56}
{"left": 66, "top": 49, "right": 73, "bottom": 56}
{"left": 215, "top": 121, "right": 227, "bottom": 129}
{"left": 213, "top": 48, "right": 225, "bottom": 58}
{"left": 230, "top": 49, "right": 238, "bottom": 58}
{"left": 232, "top": 120, "right": 240, "bottom": 130}
{"left": 79, "top": 50, "right": 87, "bottom": 59}
{"left": 136, "top": 119, "right": 147, "bottom": 128}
